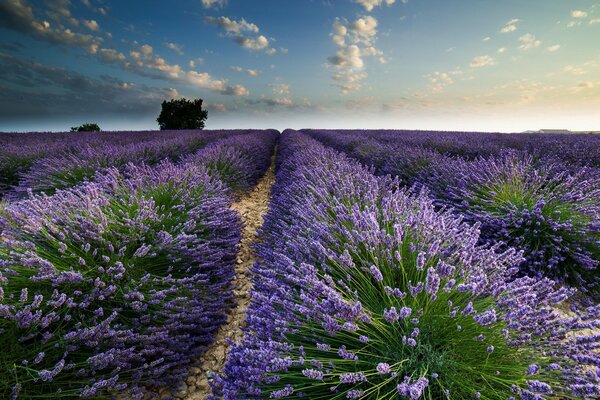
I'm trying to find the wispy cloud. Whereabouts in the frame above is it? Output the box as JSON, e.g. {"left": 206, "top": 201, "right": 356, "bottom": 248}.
{"left": 571, "top": 10, "right": 588, "bottom": 18}
{"left": 201, "top": 0, "right": 227, "bottom": 9}
{"left": 500, "top": 18, "right": 519, "bottom": 33}
{"left": 518, "top": 33, "right": 541, "bottom": 50}
{"left": 547, "top": 44, "right": 560, "bottom": 52}
{"left": 470, "top": 55, "right": 495, "bottom": 68}
{"left": 165, "top": 42, "right": 184, "bottom": 55}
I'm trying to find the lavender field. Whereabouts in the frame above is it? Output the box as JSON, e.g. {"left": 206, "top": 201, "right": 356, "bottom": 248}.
{"left": 1, "top": 129, "right": 599, "bottom": 400}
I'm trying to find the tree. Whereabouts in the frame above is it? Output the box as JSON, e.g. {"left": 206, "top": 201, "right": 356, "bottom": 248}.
{"left": 157, "top": 98, "right": 208, "bottom": 130}
{"left": 70, "top": 123, "right": 100, "bottom": 132}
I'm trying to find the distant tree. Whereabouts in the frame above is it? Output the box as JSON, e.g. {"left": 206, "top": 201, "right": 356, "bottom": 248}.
{"left": 70, "top": 123, "right": 101, "bottom": 132}
{"left": 157, "top": 98, "right": 208, "bottom": 130}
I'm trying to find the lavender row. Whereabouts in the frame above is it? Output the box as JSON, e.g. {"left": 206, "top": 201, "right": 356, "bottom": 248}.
{"left": 1, "top": 130, "right": 259, "bottom": 199}
{"left": 215, "top": 130, "right": 600, "bottom": 399}
{"left": 0, "top": 130, "right": 211, "bottom": 197}
{"left": 305, "top": 129, "right": 600, "bottom": 166}
{"left": 0, "top": 130, "right": 278, "bottom": 398}
{"left": 305, "top": 130, "right": 600, "bottom": 297}
{"left": 182, "top": 129, "right": 279, "bottom": 191}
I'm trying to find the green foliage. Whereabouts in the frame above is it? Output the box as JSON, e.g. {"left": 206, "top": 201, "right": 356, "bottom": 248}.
{"left": 70, "top": 123, "right": 101, "bottom": 132}
{"left": 156, "top": 98, "right": 208, "bottom": 130}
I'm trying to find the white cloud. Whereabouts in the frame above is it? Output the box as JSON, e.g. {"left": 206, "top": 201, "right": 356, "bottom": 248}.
{"left": 326, "top": 16, "right": 384, "bottom": 94}
{"left": 355, "top": 0, "right": 396, "bottom": 12}
{"left": 571, "top": 10, "right": 588, "bottom": 18}
{"left": 205, "top": 16, "right": 276, "bottom": 54}
{"left": 483, "top": 36, "right": 491, "bottom": 41}
{"left": 328, "top": 44, "right": 364, "bottom": 68}
{"left": 231, "top": 66, "right": 258, "bottom": 77}
{"left": 470, "top": 55, "right": 495, "bottom": 67}
{"left": 201, "top": 0, "right": 227, "bottom": 9}
{"left": 269, "top": 83, "right": 291, "bottom": 96}
{"left": 500, "top": 18, "right": 519, "bottom": 33}
{"left": 547, "top": 44, "right": 560, "bottom": 52}
{"left": 83, "top": 19, "right": 99, "bottom": 31}
{"left": 166, "top": 42, "right": 184, "bottom": 55}
{"left": 497, "top": 47, "right": 507, "bottom": 53}
{"left": 205, "top": 16, "right": 258, "bottom": 34}
{"left": 590, "top": 19, "right": 600, "bottom": 24}
{"left": 518, "top": 33, "right": 541, "bottom": 50}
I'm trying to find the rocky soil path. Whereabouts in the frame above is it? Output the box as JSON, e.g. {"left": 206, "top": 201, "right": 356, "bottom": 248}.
{"left": 162, "top": 150, "right": 277, "bottom": 400}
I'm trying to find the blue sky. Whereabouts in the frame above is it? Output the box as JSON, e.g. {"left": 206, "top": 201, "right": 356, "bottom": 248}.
{"left": 0, "top": 0, "right": 599, "bottom": 132}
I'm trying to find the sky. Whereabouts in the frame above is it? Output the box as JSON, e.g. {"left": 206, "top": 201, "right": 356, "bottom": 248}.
{"left": 0, "top": 0, "right": 599, "bottom": 133}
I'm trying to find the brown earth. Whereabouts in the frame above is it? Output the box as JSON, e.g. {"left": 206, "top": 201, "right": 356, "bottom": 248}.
{"left": 160, "top": 150, "right": 276, "bottom": 400}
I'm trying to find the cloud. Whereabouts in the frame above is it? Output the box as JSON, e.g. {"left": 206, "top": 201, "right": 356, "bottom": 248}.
{"left": 234, "top": 34, "right": 270, "bottom": 51}
{"left": 483, "top": 36, "right": 491, "bottom": 41}
{"left": 326, "top": 16, "right": 384, "bottom": 94}
{"left": 220, "top": 84, "right": 249, "bottom": 96}
{"left": 0, "top": 52, "right": 179, "bottom": 118}
{"left": 328, "top": 45, "right": 364, "bottom": 68}
{"left": 230, "top": 66, "right": 258, "bottom": 76}
{"left": 547, "top": 44, "right": 560, "bottom": 52}
{"left": 576, "top": 82, "right": 594, "bottom": 90}
{"left": 166, "top": 42, "right": 184, "bottom": 55}
{"left": 83, "top": 19, "right": 99, "bottom": 31}
{"left": 470, "top": 55, "right": 495, "bottom": 67}
{"left": 97, "top": 48, "right": 127, "bottom": 63}
{"left": 269, "top": 83, "right": 290, "bottom": 95}
{"left": 205, "top": 102, "right": 227, "bottom": 112}
{"left": 188, "top": 58, "right": 204, "bottom": 68}
{"left": 201, "top": 0, "right": 227, "bottom": 9}
{"left": 126, "top": 43, "right": 250, "bottom": 96}
{"left": 205, "top": 16, "right": 277, "bottom": 54}
{"left": 497, "top": 47, "right": 507, "bottom": 53}
{"left": 500, "top": 18, "right": 519, "bottom": 33}
{"left": 0, "top": 0, "right": 98, "bottom": 48}
{"left": 355, "top": 0, "right": 396, "bottom": 12}
{"left": 571, "top": 10, "right": 588, "bottom": 18}
{"left": 590, "top": 19, "right": 600, "bottom": 24}
{"left": 518, "top": 33, "right": 541, "bottom": 50}
{"left": 204, "top": 16, "right": 258, "bottom": 34}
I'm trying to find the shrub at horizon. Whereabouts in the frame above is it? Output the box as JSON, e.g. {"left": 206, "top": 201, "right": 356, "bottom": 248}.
{"left": 215, "top": 131, "right": 600, "bottom": 399}
{"left": 0, "top": 161, "right": 241, "bottom": 398}
{"left": 70, "top": 123, "right": 101, "bottom": 132}
{"left": 157, "top": 98, "right": 208, "bottom": 130}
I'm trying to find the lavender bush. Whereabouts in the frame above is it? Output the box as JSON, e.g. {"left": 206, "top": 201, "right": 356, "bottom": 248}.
{"left": 424, "top": 151, "right": 600, "bottom": 293}
{"left": 0, "top": 160, "right": 241, "bottom": 398}
{"left": 182, "top": 130, "right": 279, "bottom": 190}
{"left": 307, "top": 130, "right": 600, "bottom": 296}
{"left": 215, "top": 131, "right": 600, "bottom": 399}
{"left": 14, "top": 135, "right": 210, "bottom": 197}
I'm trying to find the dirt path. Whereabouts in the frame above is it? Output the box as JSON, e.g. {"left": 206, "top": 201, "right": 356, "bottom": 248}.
{"left": 162, "top": 150, "right": 276, "bottom": 400}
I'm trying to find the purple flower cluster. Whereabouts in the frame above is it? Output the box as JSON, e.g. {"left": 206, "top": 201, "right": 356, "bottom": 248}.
{"left": 0, "top": 129, "right": 279, "bottom": 398}
{"left": 214, "top": 130, "right": 600, "bottom": 399}
{"left": 10, "top": 130, "right": 250, "bottom": 198}
{"left": 305, "top": 130, "right": 600, "bottom": 296}
{"left": 182, "top": 130, "right": 278, "bottom": 190}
